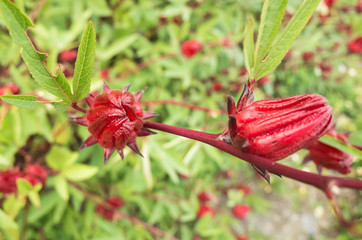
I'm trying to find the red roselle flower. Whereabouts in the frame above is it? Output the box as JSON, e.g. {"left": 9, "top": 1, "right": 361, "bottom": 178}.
{"left": 0, "top": 83, "right": 20, "bottom": 95}
{"left": 222, "top": 84, "right": 333, "bottom": 161}
{"left": 23, "top": 164, "right": 48, "bottom": 186}
{"left": 0, "top": 168, "right": 21, "bottom": 194}
{"left": 302, "top": 52, "right": 314, "bottom": 62}
{"left": 197, "top": 192, "right": 211, "bottom": 203}
{"left": 304, "top": 129, "right": 353, "bottom": 174}
{"left": 232, "top": 204, "right": 251, "bottom": 219}
{"left": 96, "top": 196, "right": 124, "bottom": 220}
{"left": 237, "top": 235, "right": 249, "bottom": 240}
{"left": 357, "top": 2, "right": 362, "bottom": 13}
{"left": 348, "top": 36, "right": 362, "bottom": 53}
{"left": 0, "top": 164, "right": 48, "bottom": 194}
{"left": 324, "top": 0, "right": 336, "bottom": 8}
{"left": 181, "top": 40, "right": 202, "bottom": 58}
{"left": 69, "top": 83, "right": 157, "bottom": 164}
{"left": 59, "top": 50, "right": 77, "bottom": 62}
{"left": 197, "top": 204, "right": 214, "bottom": 218}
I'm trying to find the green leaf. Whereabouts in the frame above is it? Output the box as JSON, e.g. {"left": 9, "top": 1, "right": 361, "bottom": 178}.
{"left": 16, "top": 179, "right": 42, "bottom": 208}
{"left": 46, "top": 146, "right": 79, "bottom": 171}
{"left": 62, "top": 164, "right": 98, "bottom": 182}
{"left": 73, "top": 21, "right": 96, "bottom": 102}
{"left": 54, "top": 175, "right": 69, "bottom": 201}
{"left": 0, "top": 95, "right": 37, "bottom": 109}
{"left": 319, "top": 135, "right": 362, "bottom": 159}
{"left": 255, "top": 0, "right": 320, "bottom": 79}
{"left": 97, "top": 34, "right": 138, "bottom": 60}
{"left": 0, "top": 209, "right": 19, "bottom": 240}
{"left": 0, "top": 0, "right": 74, "bottom": 103}
{"left": 243, "top": 18, "right": 255, "bottom": 77}
{"left": 254, "top": 0, "right": 288, "bottom": 71}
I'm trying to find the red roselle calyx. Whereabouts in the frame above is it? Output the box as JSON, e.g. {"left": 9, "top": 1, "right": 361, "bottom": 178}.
{"left": 304, "top": 129, "right": 353, "bottom": 174}
{"left": 70, "top": 83, "right": 157, "bottom": 164}
{"left": 222, "top": 84, "right": 333, "bottom": 161}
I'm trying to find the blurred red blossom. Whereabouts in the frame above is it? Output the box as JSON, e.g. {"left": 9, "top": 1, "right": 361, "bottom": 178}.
{"left": 348, "top": 36, "right": 362, "bottom": 53}
{"left": 233, "top": 204, "right": 251, "bottom": 219}
{"left": 59, "top": 50, "right": 77, "bottom": 62}
{"left": 181, "top": 40, "right": 202, "bottom": 58}
{"left": 197, "top": 204, "right": 214, "bottom": 218}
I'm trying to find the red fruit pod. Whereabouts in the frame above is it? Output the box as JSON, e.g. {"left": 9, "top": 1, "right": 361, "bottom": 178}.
{"left": 223, "top": 85, "right": 333, "bottom": 161}
{"left": 0, "top": 168, "right": 21, "bottom": 194}
{"left": 197, "top": 204, "right": 214, "bottom": 218}
{"left": 69, "top": 83, "right": 157, "bottom": 164}
{"left": 232, "top": 204, "right": 251, "bottom": 219}
{"left": 181, "top": 40, "right": 202, "bottom": 58}
{"left": 348, "top": 36, "right": 362, "bottom": 54}
{"left": 305, "top": 129, "right": 353, "bottom": 174}
{"left": 197, "top": 192, "right": 211, "bottom": 203}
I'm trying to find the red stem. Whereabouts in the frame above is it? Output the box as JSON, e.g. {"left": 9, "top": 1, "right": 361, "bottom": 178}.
{"left": 144, "top": 121, "right": 362, "bottom": 191}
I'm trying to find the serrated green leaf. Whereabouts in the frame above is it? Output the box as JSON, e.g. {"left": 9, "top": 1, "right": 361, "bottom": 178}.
{"left": 243, "top": 18, "right": 255, "bottom": 77}
{"left": 52, "top": 102, "right": 70, "bottom": 112}
{"left": 54, "top": 175, "right": 69, "bottom": 201}
{"left": 63, "top": 164, "right": 98, "bottom": 181}
{"left": 73, "top": 21, "right": 96, "bottom": 102}
{"left": 319, "top": 135, "right": 362, "bottom": 158}
{"left": 255, "top": 0, "right": 320, "bottom": 79}
{"left": 254, "top": 0, "right": 288, "bottom": 72}
{"left": 0, "top": 95, "right": 37, "bottom": 109}
{"left": 0, "top": 0, "right": 74, "bottom": 103}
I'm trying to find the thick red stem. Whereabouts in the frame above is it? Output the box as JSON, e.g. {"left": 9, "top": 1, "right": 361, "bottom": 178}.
{"left": 144, "top": 121, "right": 362, "bottom": 191}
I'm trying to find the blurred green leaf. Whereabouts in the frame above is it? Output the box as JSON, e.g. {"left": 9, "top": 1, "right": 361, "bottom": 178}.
{"left": 46, "top": 146, "right": 79, "bottom": 171}
{"left": 254, "top": 0, "right": 288, "bottom": 73}
{"left": 0, "top": 209, "right": 18, "bottom": 240}
{"left": 255, "top": 0, "right": 320, "bottom": 79}
{"left": 63, "top": 164, "right": 98, "bottom": 182}
{"left": 73, "top": 21, "right": 96, "bottom": 102}
{"left": 16, "top": 179, "right": 42, "bottom": 208}
{"left": 0, "top": 0, "right": 74, "bottom": 103}
{"left": 243, "top": 18, "right": 255, "bottom": 77}
{"left": 54, "top": 175, "right": 69, "bottom": 201}
{"left": 97, "top": 34, "right": 138, "bottom": 60}
{"left": 0, "top": 95, "right": 37, "bottom": 109}
{"left": 319, "top": 135, "right": 362, "bottom": 158}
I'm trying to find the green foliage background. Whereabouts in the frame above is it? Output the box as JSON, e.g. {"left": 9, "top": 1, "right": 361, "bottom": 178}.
{"left": 0, "top": 0, "right": 361, "bottom": 239}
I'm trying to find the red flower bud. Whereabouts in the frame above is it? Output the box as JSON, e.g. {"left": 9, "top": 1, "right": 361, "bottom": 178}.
{"left": 70, "top": 83, "right": 157, "bottom": 164}
{"left": 107, "top": 196, "right": 124, "bottom": 208}
{"left": 0, "top": 168, "right": 21, "bottom": 194}
{"left": 305, "top": 129, "right": 353, "bottom": 174}
{"left": 197, "top": 192, "right": 211, "bottom": 203}
{"left": 324, "top": 0, "right": 336, "bottom": 8}
{"left": 357, "top": 2, "right": 362, "bottom": 13}
{"left": 302, "top": 52, "right": 314, "bottom": 62}
{"left": 223, "top": 85, "right": 333, "bottom": 161}
{"left": 232, "top": 204, "right": 251, "bottom": 219}
{"left": 24, "top": 164, "right": 48, "bottom": 186}
{"left": 197, "top": 204, "right": 214, "bottom": 218}
{"left": 181, "top": 40, "right": 202, "bottom": 58}
{"left": 59, "top": 50, "right": 77, "bottom": 62}
{"left": 348, "top": 36, "right": 362, "bottom": 53}
{"left": 237, "top": 235, "right": 249, "bottom": 240}
{"left": 95, "top": 196, "right": 124, "bottom": 220}
{"left": 0, "top": 83, "right": 20, "bottom": 95}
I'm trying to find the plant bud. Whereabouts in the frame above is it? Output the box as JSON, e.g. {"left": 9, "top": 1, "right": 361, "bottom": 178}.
{"left": 304, "top": 129, "right": 353, "bottom": 174}
{"left": 223, "top": 84, "right": 333, "bottom": 161}
{"left": 70, "top": 83, "right": 157, "bottom": 164}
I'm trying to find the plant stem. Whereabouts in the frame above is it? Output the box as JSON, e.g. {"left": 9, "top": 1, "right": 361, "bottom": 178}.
{"left": 71, "top": 103, "right": 87, "bottom": 113}
{"left": 143, "top": 121, "right": 362, "bottom": 191}
{"left": 20, "top": 199, "right": 30, "bottom": 240}
{"left": 141, "top": 99, "right": 227, "bottom": 116}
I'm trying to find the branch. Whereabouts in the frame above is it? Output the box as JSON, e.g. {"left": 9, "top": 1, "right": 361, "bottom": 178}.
{"left": 141, "top": 99, "right": 226, "bottom": 116}
{"left": 143, "top": 121, "right": 362, "bottom": 191}
{"left": 69, "top": 182, "right": 179, "bottom": 240}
